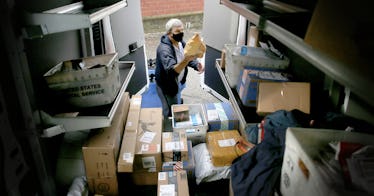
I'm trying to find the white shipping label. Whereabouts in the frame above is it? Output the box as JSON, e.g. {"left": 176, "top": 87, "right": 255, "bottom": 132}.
{"left": 142, "top": 156, "right": 156, "bottom": 168}
{"left": 140, "top": 131, "right": 156, "bottom": 143}
{"left": 207, "top": 110, "right": 220, "bottom": 121}
{"left": 159, "top": 184, "right": 175, "bottom": 196}
{"left": 122, "top": 153, "right": 133, "bottom": 163}
{"left": 163, "top": 132, "right": 171, "bottom": 139}
{"left": 218, "top": 138, "right": 236, "bottom": 147}
{"left": 165, "top": 142, "right": 184, "bottom": 151}
{"left": 215, "top": 103, "right": 228, "bottom": 121}
{"left": 148, "top": 167, "right": 156, "bottom": 172}
{"left": 141, "top": 144, "right": 149, "bottom": 152}
{"left": 185, "top": 129, "right": 196, "bottom": 133}
{"left": 159, "top": 172, "right": 167, "bottom": 181}
{"left": 133, "top": 98, "right": 141, "bottom": 105}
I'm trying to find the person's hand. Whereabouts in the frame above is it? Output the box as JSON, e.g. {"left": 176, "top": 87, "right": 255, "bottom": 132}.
{"left": 197, "top": 62, "right": 205, "bottom": 74}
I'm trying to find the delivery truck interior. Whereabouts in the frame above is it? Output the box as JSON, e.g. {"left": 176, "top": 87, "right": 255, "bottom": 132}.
{"left": 1, "top": 0, "right": 373, "bottom": 195}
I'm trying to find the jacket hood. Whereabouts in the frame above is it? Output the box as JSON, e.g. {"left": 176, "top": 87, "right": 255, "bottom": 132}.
{"left": 161, "top": 34, "right": 172, "bottom": 45}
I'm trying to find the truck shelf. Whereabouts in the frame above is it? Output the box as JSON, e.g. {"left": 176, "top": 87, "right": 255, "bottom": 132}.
{"left": 23, "top": 0, "right": 127, "bottom": 39}
{"left": 38, "top": 61, "right": 135, "bottom": 137}
{"left": 220, "top": 0, "right": 374, "bottom": 108}
{"left": 215, "top": 59, "right": 261, "bottom": 139}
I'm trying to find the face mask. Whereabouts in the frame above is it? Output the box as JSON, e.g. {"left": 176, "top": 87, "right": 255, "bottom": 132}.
{"left": 172, "top": 32, "right": 184, "bottom": 42}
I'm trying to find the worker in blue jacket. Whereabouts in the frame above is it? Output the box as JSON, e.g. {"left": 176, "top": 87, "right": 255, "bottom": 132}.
{"left": 155, "top": 18, "right": 204, "bottom": 118}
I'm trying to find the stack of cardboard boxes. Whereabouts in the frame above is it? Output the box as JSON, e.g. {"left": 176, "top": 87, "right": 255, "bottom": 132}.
{"left": 80, "top": 93, "right": 247, "bottom": 195}
{"left": 117, "top": 95, "right": 164, "bottom": 185}
{"left": 235, "top": 66, "right": 311, "bottom": 116}
{"left": 162, "top": 140, "right": 195, "bottom": 180}
{"left": 132, "top": 107, "right": 163, "bottom": 185}
{"left": 117, "top": 95, "right": 142, "bottom": 173}
{"left": 116, "top": 95, "right": 192, "bottom": 195}
{"left": 236, "top": 67, "right": 291, "bottom": 107}
{"left": 157, "top": 170, "right": 189, "bottom": 196}
{"left": 82, "top": 92, "right": 130, "bottom": 195}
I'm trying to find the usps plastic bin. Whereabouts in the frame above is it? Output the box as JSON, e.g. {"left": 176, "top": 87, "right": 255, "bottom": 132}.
{"left": 172, "top": 104, "right": 208, "bottom": 145}
{"left": 224, "top": 44, "right": 290, "bottom": 88}
{"left": 281, "top": 127, "right": 374, "bottom": 196}
{"left": 43, "top": 53, "right": 120, "bottom": 107}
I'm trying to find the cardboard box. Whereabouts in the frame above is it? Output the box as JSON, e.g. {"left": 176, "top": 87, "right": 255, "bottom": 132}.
{"left": 133, "top": 108, "right": 163, "bottom": 173}
{"left": 236, "top": 68, "right": 290, "bottom": 107}
{"left": 256, "top": 82, "right": 310, "bottom": 116}
{"left": 162, "top": 131, "right": 188, "bottom": 162}
{"left": 173, "top": 105, "right": 190, "bottom": 122}
{"left": 117, "top": 95, "right": 142, "bottom": 173}
{"left": 204, "top": 102, "right": 239, "bottom": 131}
{"left": 304, "top": 0, "right": 373, "bottom": 84}
{"left": 206, "top": 130, "right": 241, "bottom": 167}
{"left": 157, "top": 170, "right": 189, "bottom": 196}
{"left": 87, "top": 176, "right": 118, "bottom": 196}
{"left": 82, "top": 92, "right": 130, "bottom": 194}
{"left": 124, "top": 95, "right": 142, "bottom": 132}
{"left": 281, "top": 127, "right": 374, "bottom": 196}
{"left": 162, "top": 140, "right": 195, "bottom": 179}
{"left": 117, "top": 131, "right": 137, "bottom": 172}
{"left": 132, "top": 171, "right": 159, "bottom": 186}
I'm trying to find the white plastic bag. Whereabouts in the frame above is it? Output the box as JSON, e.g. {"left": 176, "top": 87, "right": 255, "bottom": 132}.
{"left": 193, "top": 143, "right": 231, "bottom": 184}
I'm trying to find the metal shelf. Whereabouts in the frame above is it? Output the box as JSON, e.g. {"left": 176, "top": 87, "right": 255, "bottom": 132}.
{"left": 23, "top": 0, "right": 127, "bottom": 39}
{"left": 220, "top": 0, "right": 374, "bottom": 107}
{"left": 38, "top": 61, "right": 135, "bottom": 137}
{"left": 215, "top": 60, "right": 254, "bottom": 139}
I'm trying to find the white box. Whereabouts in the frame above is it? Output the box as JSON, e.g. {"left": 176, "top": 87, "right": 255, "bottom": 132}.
{"left": 44, "top": 53, "right": 120, "bottom": 107}
{"left": 172, "top": 104, "right": 208, "bottom": 145}
{"left": 224, "top": 44, "right": 289, "bottom": 88}
{"left": 281, "top": 127, "right": 374, "bottom": 196}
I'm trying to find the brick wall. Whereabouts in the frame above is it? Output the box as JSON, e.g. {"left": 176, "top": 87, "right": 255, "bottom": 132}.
{"left": 141, "top": 0, "right": 204, "bottom": 18}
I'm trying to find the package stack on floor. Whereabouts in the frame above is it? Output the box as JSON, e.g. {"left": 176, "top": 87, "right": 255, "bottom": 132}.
{"left": 82, "top": 92, "right": 130, "bottom": 195}
{"left": 131, "top": 107, "right": 163, "bottom": 185}
{"left": 110, "top": 96, "right": 247, "bottom": 195}
{"left": 116, "top": 95, "right": 164, "bottom": 187}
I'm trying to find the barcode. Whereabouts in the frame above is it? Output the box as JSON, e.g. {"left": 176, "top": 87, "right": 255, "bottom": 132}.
{"left": 144, "top": 161, "right": 155, "bottom": 167}
{"left": 160, "top": 193, "right": 174, "bottom": 196}
{"left": 142, "top": 156, "right": 156, "bottom": 168}
{"left": 158, "top": 172, "right": 166, "bottom": 180}
{"left": 123, "top": 153, "right": 131, "bottom": 160}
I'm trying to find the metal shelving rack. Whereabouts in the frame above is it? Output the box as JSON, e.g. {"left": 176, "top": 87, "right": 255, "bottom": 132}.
{"left": 22, "top": 0, "right": 127, "bottom": 39}
{"left": 220, "top": 0, "right": 374, "bottom": 108}
{"left": 39, "top": 61, "right": 135, "bottom": 137}
{"left": 21, "top": 1, "right": 132, "bottom": 137}
{"left": 215, "top": 60, "right": 249, "bottom": 137}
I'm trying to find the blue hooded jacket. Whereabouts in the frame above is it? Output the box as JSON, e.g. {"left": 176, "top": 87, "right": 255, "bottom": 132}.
{"left": 155, "top": 34, "right": 199, "bottom": 96}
